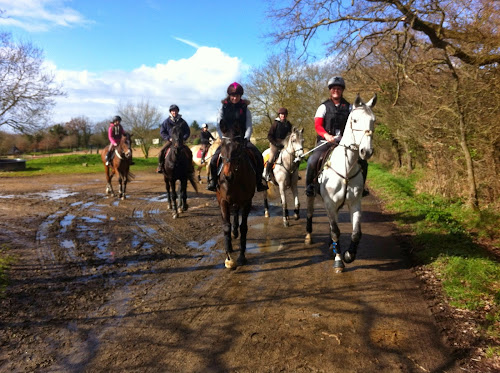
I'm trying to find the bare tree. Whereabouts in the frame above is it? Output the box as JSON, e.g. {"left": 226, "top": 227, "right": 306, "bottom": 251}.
{"left": 64, "top": 116, "right": 92, "bottom": 148}
{"left": 0, "top": 32, "right": 64, "bottom": 133}
{"left": 245, "top": 53, "right": 330, "bottom": 148}
{"left": 269, "top": 0, "right": 500, "bottom": 208}
{"left": 118, "top": 100, "right": 162, "bottom": 158}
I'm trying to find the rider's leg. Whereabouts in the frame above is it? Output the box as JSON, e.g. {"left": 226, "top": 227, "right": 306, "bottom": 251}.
{"left": 105, "top": 145, "right": 114, "bottom": 166}
{"left": 200, "top": 144, "right": 207, "bottom": 164}
{"left": 265, "top": 144, "right": 278, "bottom": 181}
{"left": 248, "top": 143, "right": 268, "bottom": 192}
{"left": 359, "top": 159, "right": 369, "bottom": 196}
{"left": 305, "top": 149, "right": 321, "bottom": 197}
{"left": 206, "top": 146, "right": 221, "bottom": 191}
{"left": 157, "top": 142, "right": 170, "bottom": 173}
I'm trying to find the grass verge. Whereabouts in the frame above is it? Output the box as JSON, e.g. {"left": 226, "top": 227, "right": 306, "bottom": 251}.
{"left": 0, "top": 154, "right": 158, "bottom": 177}
{"left": 368, "top": 163, "right": 500, "bottom": 346}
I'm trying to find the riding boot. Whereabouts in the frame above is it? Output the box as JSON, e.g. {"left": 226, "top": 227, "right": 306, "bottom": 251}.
{"left": 206, "top": 162, "right": 218, "bottom": 191}
{"left": 264, "top": 162, "right": 273, "bottom": 182}
{"left": 256, "top": 176, "right": 268, "bottom": 192}
{"left": 359, "top": 159, "right": 369, "bottom": 197}
{"left": 105, "top": 149, "right": 113, "bottom": 166}
{"left": 305, "top": 166, "right": 316, "bottom": 197}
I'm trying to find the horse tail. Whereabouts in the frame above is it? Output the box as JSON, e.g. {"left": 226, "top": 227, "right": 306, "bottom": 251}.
{"left": 126, "top": 171, "right": 135, "bottom": 183}
{"left": 188, "top": 172, "right": 198, "bottom": 193}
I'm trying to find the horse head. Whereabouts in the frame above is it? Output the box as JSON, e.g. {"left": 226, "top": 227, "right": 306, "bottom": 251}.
{"left": 220, "top": 126, "right": 245, "bottom": 183}
{"left": 118, "top": 133, "right": 133, "bottom": 160}
{"left": 342, "top": 94, "right": 377, "bottom": 160}
{"left": 287, "top": 127, "right": 304, "bottom": 160}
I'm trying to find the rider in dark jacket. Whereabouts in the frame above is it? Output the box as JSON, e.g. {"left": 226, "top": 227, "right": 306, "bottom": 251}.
{"left": 157, "top": 104, "right": 190, "bottom": 173}
{"left": 264, "top": 107, "right": 292, "bottom": 181}
{"left": 200, "top": 123, "right": 215, "bottom": 164}
{"left": 206, "top": 82, "right": 268, "bottom": 192}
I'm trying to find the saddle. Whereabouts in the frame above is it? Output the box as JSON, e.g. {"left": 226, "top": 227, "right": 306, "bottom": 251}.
{"left": 313, "top": 143, "right": 338, "bottom": 182}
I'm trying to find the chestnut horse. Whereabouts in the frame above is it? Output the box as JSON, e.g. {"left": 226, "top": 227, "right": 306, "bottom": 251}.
{"left": 100, "top": 133, "right": 134, "bottom": 200}
{"left": 215, "top": 127, "right": 256, "bottom": 269}
{"left": 160, "top": 125, "right": 198, "bottom": 218}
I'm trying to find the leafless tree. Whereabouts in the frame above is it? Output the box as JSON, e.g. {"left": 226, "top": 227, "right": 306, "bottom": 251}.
{"left": 118, "top": 100, "right": 162, "bottom": 158}
{"left": 269, "top": 0, "right": 500, "bottom": 208}
{"left": 0, "top": 32, "right": 64, "bottom": 133}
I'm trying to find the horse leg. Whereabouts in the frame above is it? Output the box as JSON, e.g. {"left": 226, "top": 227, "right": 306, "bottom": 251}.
{"left": 237, "top": 203, "right": 250, "bottom": 266}
{"left": 232, "top": 207, "right": 239, "bottom": 239}
{"left": 264, "top": 194, "right": 270, "bottom": 218}
{"left": 180, "top": 179, "right": 188, "bottom": 211}
{"left": 164, "top": 177, "right": 172, "bottom": 210}
{"left": 171, "top": 181, "right": 179, "bottom": 219}
{"left": 105, "top": 167, "right": 115, "bottom": 197}
{"left": 221, "top": 202, "right": 236, "bottom": 269}
{"left": 305, "top": 196, "right": 315, "bottom": 244}
{"left": 292, "top": 177, "right": 300, "bottom": 220}
{"left": 323, "top": 198, "right": 344, "bottom": 272}
{"left": 343, "top": 202, "right": 362, "bottom": 264}
{"left": 280, "top": 185, "right": 289, "bottom": 227}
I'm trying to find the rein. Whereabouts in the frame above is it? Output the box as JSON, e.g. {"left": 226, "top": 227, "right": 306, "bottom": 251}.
{"left": 276, "top": 135, "right": 303, "bottom": 175}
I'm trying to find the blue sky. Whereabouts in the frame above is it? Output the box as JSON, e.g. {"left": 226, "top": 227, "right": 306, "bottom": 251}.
{"left": 0, "top": 0, "right": 298, "bottom": 126}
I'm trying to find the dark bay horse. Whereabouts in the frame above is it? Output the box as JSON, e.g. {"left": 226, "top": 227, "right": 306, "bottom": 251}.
{"left": 216, "top": 128, "right": 256, "bottom": 269}
{"left": 160, "top": 125, "right": 198, "bottom": 218}
{"left": 100, "top": 133, "right": 134, "bottom": 200}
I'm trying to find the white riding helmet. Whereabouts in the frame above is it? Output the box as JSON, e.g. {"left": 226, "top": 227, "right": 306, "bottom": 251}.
{"left": 327, "top": 76, "right": 346, "bottom": 89}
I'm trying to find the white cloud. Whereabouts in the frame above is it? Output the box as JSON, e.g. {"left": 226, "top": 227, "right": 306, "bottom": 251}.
{"left": 51, "top": 46, "right": 243, "bottom": 124}
{"left": 0, "top": 0, "right": 91, "bottom": 32}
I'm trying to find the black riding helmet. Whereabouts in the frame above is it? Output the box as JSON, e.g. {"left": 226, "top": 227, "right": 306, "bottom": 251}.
{"left": 112, "top": 115, "right": 122, "bottom": 123}
{"left": 169, "top": 104, "right": 180, "bottom": 112}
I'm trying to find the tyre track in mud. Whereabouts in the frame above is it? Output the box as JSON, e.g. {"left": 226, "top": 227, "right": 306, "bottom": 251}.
{"left": 0, "top": 172, "right": 463, "bottom": 372}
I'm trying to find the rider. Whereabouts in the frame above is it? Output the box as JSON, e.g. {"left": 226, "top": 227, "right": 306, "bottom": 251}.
{"left": 157, "top": 104, "right": 191, "bottom": 173}
{"left": 199, "top": 123, "right": 215, "bottom": 164}
{"left": 105, "top": 115, "right": 134, "bottom": 166}
{"left": 305, "top": 76, "right": 352, "bottom": 197}
{"left": 206, "top": 82, "right": 268, "bottom": 193}
{"left": 264, "top": 107, "right": 292, "bottom": 182}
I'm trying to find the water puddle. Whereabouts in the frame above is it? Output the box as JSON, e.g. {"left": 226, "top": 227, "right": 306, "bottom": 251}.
{"left": 35, "top": 189, "right": 78, "bottom": 200}
{"left": 186, "top": 238, "right": 217, "bottom": 254}
{"left": 0, "top": 194, "right": 15, "bottom": 199}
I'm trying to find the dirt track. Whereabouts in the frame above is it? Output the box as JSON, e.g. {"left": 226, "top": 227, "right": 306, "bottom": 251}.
{"left": 0, "top": 170, "right": 465, "bottom": 372}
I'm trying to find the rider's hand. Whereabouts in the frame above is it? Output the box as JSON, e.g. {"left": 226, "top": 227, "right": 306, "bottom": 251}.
{"left": 324, "top": 133, "right": 336, "bottom": 142}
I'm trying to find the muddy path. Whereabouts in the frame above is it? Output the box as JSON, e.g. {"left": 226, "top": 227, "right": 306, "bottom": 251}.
{"left": 0, "top": 171, "right": 462, "bottom": 372}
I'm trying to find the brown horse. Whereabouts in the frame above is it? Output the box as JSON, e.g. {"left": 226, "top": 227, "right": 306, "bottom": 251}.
{"left": 160, "top": 125, "right": 198, "bottom": 218}
{"left": 216, "top": 127, "right": 256, "bottom": 269}
{"left": 100, "top": 133, "right": 134, "bottom": 200}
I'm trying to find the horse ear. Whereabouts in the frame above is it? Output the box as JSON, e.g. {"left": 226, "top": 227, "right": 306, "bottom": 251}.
{"left": 366, "top": 94, "right": 377, "bottom": 108}
{"left": 354, "top": 94, "right": 363, "bottom": 108}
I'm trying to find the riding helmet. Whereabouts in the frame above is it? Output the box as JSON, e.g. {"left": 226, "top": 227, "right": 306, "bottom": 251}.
{"left": 201, "top": 123, "right": 208, "bottom": 128}
{"left": 327, "top": 76, "right": 346, "bottom": 89}
{"left": 169, "top": 104, "right": 180, "bottom": 112}
{"left": 278, "top": 107, "right": 288, "bottom": 116}
{"left": 112, "top": 115, "right": 122, "bottom": 123}
{"left": 227, "top": 82, "right": 244, "bottom": 96}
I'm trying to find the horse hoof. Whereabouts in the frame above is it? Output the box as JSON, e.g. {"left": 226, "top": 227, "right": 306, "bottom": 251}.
{"left": 305, "top": 233, "right": 312, "bottom": 245}
{"left": 232, "top": 232, "right": 239, "bottom": 239}
{"left": 173, "top": 213, "right": 178, "bottom": 219}
{"left": 343, "top": 250, "right": 356, "bottom": 264}
{"left": 264, "top": 211, "right": 269, "bottom": 218}
{"left": 283, "top": 220, "right": 289, "bottom": 227}
{"left": 121, "top": 196, "right": 125, "bottom": 200}
{"left": 237, "top": 256, "right": 247, "bottom": 266}
{"left": 225, "top": 258, "right": 237, "bottom": 269}
{"left": 294, "top": 214, "right": 300, "bottom": 220}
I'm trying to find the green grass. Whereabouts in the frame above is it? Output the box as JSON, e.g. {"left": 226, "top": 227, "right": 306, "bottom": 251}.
{"left": 0, "top": 154, "right": 158, "bottom": 176}
{"left": 369, "top": 163, "right": 500, "bottom": 343}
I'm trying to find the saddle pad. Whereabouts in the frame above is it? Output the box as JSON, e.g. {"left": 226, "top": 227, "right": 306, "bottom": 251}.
{"left": 196, "top": 149, "right": 203, "bottom": 158}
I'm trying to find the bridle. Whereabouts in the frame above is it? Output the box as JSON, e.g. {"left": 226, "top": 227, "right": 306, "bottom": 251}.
{"left": 276, "top": 132, "right": 304, "bottom": 175}
{"left": 326, "top": 106, "right": 373, "bottom": 181}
